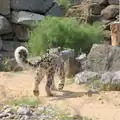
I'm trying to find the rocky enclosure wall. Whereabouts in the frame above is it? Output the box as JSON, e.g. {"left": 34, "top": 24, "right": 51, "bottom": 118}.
{"left": 0, "top": 0, "right": 63, "bottom": 59}
{"left": 66, "top": 0, "right": 120, "bottom": 44}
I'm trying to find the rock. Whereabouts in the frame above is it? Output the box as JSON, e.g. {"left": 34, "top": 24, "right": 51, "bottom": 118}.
{"left": 76, "top": 53, "right": 87, "bottom": 62}
{"left": 10, "top": 0, "right": 54, "bottom": 14}
{"left": 1, "top": 33, "right": 15, "bottom": 41}
{"left": 101, "top": 71, "right": 120, "bottom": 84}
{"left": 0, "top": 16, "right": 12, "bottom": 35}
{"left": 0, "top": 37, "right": 2, "bottom": 50}
{"left": 0, "top": 51, "right": 14, "bottom": 59}
{"left": 60, "top": 49, "right": 75, "bottom": 61}
{"left": 101, "top": 72, "right": 115, "bottom": 84}
{"left": 89, "top": 3, "right": 105, "bottom": 15}
{"left": 71, "top": 0, "right": 83, "bottom": 5}
{"left": 75, "top": 70, "right": 101, "bottom": 84}
{"left": 3, "top": 58, "right": 23, "bottom": 72}
{"left": 13, "top": 24, "right": 29, "bottom": 41}
{"left": 17, "top": 106, "right": 32, "bottom": 116}
{"left": 86, "top": 44, "right": 120, "bottom": 73}
{"left": 2, "top": 41, "right": 24, "bottom": 52}
{"left": 11, "top": 11, "right": 44, "bottom": 26}
{"left": 108, "top": 0, "right": 119, "bottom": 5}
{"left": 93, "top": 0, "right": 108, "bottom": 5}
{"left": 101, "top": 5, "right": 119, "bottom": 20}
{"left": 46, "top": 2, "right": 64, "bottom": 17}
{"left": 0, "top": 0, "right": 10, "bottom": 16}
{"left": 112, "top": 71, "right": 120, "bottom": 84}
{"left": 87, "top": 15, "right": 101, "bottom": 24}
{"left": 0, "top": 113, "right": 8, "bottom": 118}
{"left": 102, "top": 19, "right": 115, "bottom": 30}
{"left": 103, "top": 30, "right": 111, "bottom": 44}
{"left": 64, "top": 58, "right": 81, "bottom": 78}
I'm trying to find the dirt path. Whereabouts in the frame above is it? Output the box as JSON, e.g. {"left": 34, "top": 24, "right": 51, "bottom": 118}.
{"left": 1, "top": 71, "right": 120, "bottom": 120}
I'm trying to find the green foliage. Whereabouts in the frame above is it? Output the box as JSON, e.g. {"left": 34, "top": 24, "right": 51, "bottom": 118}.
{"left": 28, "top": 17, "right": 104, "bottom": 56}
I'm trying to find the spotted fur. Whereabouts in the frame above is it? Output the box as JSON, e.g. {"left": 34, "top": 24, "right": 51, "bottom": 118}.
{"left": 14, "top": 46, "right": 65, "bottom": 96}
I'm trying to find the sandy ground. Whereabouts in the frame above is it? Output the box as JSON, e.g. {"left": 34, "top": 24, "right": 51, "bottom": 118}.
{"left": 1, "top": 71, "right": 120, "bottom": 120}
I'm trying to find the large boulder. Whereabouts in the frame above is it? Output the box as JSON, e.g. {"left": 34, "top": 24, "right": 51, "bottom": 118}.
{"left": 75, "top": 70, "right": 101, "bottom": 84}
{"left": 0, "top": 16, "right": 12, "bottom": 35}
{"left": 2, "top": 41, "right": 24, "bottom": 52}
{"left": 10, "top": 0, "right": 54, "bottom": 14}
{"left": 103, "top": 30, "right": 111, "bottom": 44}
{"left": 46, "top": 2, "right": 64, "bottom": 17}
{"left": 101, "top": 71, "right": 120, "bottom": 84}
{"left": 60, "top": 49, "right": 75, "bottom": 61}
{"left": 87, "top": 15, "right": 101, "bottom": 24}
{"left": 13, "top": 24, "right": 29, "bottom": 41}
{"left": 71, "top": 0, "right": 83, "bottom": 5}
{"left": 89, "top": 3, "right": 105, "bottom": 15}
{"left": 0, "top": 0, "right": 10, "bottom": 16}
{"left": 11, "top": 11, "right": 44, "bottom": 26}
{"left": 64, "top": 58, "right": 81, "bottom": 78}
{"left": 86, "top": 44, "right": 120, "bottom": 73}
{"left": 0, "top": 37, "right": 2, "bottom": 50}
{"left": 93, "top": 0, "right": 108, "bottom": 5}
{"left": 108, "top": 0, "right": 119, "bottom": 5}
{"left": 101, "top": 5, "right": 119, "bottom": 20}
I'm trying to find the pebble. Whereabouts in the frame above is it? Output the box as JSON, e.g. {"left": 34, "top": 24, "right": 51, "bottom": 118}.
{"left": 0, "top": 104, "right": 75, "bottom": 120}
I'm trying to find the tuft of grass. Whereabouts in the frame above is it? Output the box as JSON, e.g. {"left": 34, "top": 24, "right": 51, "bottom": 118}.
{"left": 28, "top": 16, "right": 104, "bottom": 56}
{"left": 11, "top": 98, "right": 41, "bottom": 106}
{"left": 85, "top": 79, "right": 120, "bottom": 91}
{"left": 100, "top": 84, "right": 120, "bottom": 91}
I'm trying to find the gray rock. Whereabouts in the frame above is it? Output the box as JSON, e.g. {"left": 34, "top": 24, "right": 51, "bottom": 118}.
{"left": 0, "top": 16, "right": 12, "bottom": 35}
{"left": 1, "top": 33, "right": 15, "bottom": 41}
{"left": 10, "top": 0, "right": 54, "bottom": 14}
{"left": 75, "top": 70, "right": 101, "bottom": 84}
{"left": 86, "top": 44, "right": 120, "bottom": 73}
{"left": 0, "top": 0, "right": 10, "bottom": 16}
{"left": 0, "top": 37, "right": 2, "bottom": 50}
{"left": 46, "top": 2, "right": 64, "bottom": 17}
{"left": 11, "top": 11, "right": 44, "bottom": 26}
{"left": 108, "top": 0, "right": 119, "bottom": 5}
{"left": 2, "top": 41, "right": 24, "bottom": 52}
{"left": 101, "top": 5, "right": 119, "bottom": 20}
{"left": 17, "top": 106, "right": 32, "bottom": 116}
{"left": 87, "top": 15, "right": 101, "bottom": 24}
{"left": 100, "top": 72, "right": 115, "bottom": 84}
{"left": 76, "top": 53, "right": 87, "bottom": 62}
{"left": 93, "top": 0, "right": 108, "bottom": 5}
{"left": 3, "top": 58, "right": 23, "bottom": 72}
{"left": 112, "top": 71, "right": 120, "bottom": 84}
{"left": 13, "top": 24, "right": 29, "bottom": 41}
{"left": 71, "top": 0, "right": 83, "bottom": 5}
{"left": 65, "top": 58, "right": 81, "bottom": 78}
{"left": 103, "top": 30, "right": 111, "bottom": 43}
{"left": 89, "top": 3, "right": 105, "bottom": 15}
{"left": 101, "top": 71, "right": 120, "bottom": 84}
{"left": 0, "top": 113, "right": 8, "bottom": 118}
{"left": 60, "top": 49, "right": 75, "bottom": 61}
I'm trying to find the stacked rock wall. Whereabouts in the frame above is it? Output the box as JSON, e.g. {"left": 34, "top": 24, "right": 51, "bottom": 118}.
{"left": 0, "top": 0, "right": 63, "bottom": 59}
{"left": 66, "top": 0, "right": 120, "bottom": 44}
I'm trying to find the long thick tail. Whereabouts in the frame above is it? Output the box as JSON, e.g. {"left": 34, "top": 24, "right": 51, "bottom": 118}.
{"left": 14, "top": 46, "right": 36, "bottom": 69}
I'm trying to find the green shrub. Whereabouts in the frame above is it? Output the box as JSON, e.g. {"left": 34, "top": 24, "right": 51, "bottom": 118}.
{"left": 28, "top": 17, "right": 104, "bottom": 56}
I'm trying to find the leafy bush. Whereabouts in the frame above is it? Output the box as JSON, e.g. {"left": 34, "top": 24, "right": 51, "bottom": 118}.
{"left": 28, "top": 17, "right": 104, "bottom": 56}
